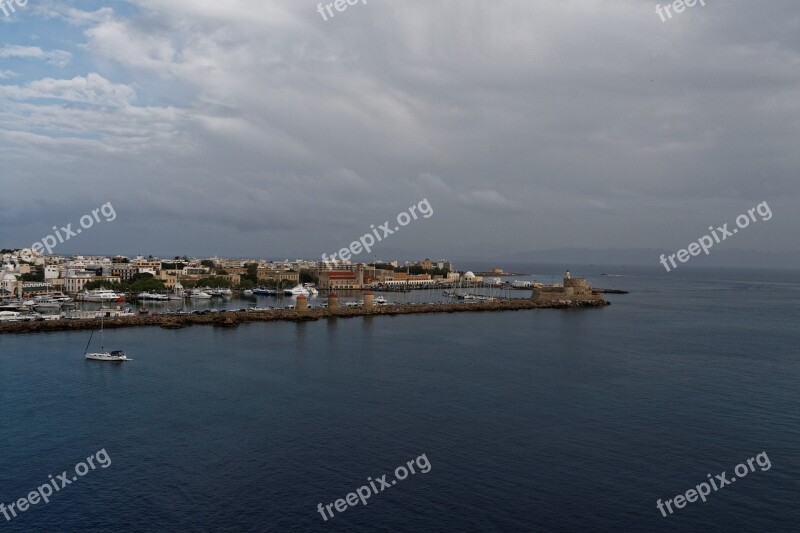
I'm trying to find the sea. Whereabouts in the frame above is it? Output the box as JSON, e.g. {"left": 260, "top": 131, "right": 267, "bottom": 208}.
{"left": 0, "top": 264, "right": 798, "bottom": 532}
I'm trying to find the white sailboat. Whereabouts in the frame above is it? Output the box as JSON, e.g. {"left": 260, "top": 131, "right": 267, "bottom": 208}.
{"left": 84, "top": 314, "right": 131, "bottom": 362}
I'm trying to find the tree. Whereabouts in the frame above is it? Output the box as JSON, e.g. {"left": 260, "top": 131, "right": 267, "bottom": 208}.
{"left": 193, "top": 276, "right": 232, "bottom": 288}
{"left": 299, "top": 269, "right": 318, "bottom": 284}
{"left": 200, "top": 260, "right": 216, "bottom": 269}
{"left": 21, "top": 266, "right": 44, "bottom": 282}
{"left": 238, "top": 279, "right": 255, "bottom": 290}
{"left": 242, "top": 263, "right": 259, "bottom": 285}
{"left": 85, "top": 273, "right": 166, "bottom": 293}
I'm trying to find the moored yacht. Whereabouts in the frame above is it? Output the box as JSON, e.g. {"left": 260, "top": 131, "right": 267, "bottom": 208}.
{"left": 76, "top": 289, "right": 125, "bottom": 302}
{"left": 137, "top": 292, "right": 169, "bottom": 301}
{"left": 208, "top": 288, "right": 233, "bottom": 297}
{"left": 188, "top": 289, "right": 212, "bottom": 299}
{"left": 253, "top": 287, "right": 277, "bottom": 296}
{"left": 284, "top": 283, "right": 319, "bottom": 296}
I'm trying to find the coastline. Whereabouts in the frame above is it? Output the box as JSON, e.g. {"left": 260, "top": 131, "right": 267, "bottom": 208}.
{"left": 0, "top": 299, "right": 610, "bottom": 335}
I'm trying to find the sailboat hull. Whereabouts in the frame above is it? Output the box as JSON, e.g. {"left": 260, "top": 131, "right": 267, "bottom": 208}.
{"left": 85, "top": 352, "right": 131, "bottom": 362}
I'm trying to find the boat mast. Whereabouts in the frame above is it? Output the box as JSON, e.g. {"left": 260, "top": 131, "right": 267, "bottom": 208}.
{"left": 84, "top": 330, "right": 94, "bottom": 355}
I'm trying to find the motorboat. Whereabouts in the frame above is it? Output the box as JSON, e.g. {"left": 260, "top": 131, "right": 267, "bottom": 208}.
{"left": 374, "top": 295, "right": 388, "bottom": 305}
{"left": 0, "top": 311, "right": 21, "bottom": 322}
{"left": 0, "top": 300, "right": 22, "bottom": 311}
{"left": 253, "top": 287, "right": 277, "bottom": 296}
{"left": 242, "top": 289, "right": 254, "bottom": 296}
{"left": 33, "top": 301, "right": 62, "bottom": 313}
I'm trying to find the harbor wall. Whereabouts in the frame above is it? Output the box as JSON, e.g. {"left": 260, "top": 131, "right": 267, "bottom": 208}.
{"left": 0, "top": 299, "right": 610, "bottom": 335}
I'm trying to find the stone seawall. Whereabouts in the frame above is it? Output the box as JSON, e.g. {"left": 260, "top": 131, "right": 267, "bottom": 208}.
{"left": 0, "top": 299, "right": 609, "bottom": 335}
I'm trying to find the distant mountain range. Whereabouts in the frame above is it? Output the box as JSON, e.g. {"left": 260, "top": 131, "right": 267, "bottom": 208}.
{"left": 500, "top": 248, "right": 800, "bottom": 269}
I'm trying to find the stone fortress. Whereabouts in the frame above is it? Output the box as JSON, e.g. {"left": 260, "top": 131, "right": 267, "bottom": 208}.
{"left": 530, "top": 271, "right": 605, "bottom": 304}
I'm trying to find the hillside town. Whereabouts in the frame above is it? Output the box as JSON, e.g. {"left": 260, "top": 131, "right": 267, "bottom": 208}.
{"left": 0, "top": 249, "right": 522, "bottom": 300}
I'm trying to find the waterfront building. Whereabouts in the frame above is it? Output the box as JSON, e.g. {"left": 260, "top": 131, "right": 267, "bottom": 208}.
{"left": 319, "top": 270, "right": 360, "bottom": 290}
{"left": 109, "top": 263, "right": 139, "bottom": 281}
{"left": 256, "top": 269, "right": 299, "bottom": 285}
{"left": 1, "top": 270, "right": 19, "bottom": 297}
{"left": 44, "top": 265, "right": 60, "bottom": 281}
{"left": 64, "top": 270, "right": 119, "bottom": 293}
{"left": 132, "top": 258, "right": 162, "bottom": 273}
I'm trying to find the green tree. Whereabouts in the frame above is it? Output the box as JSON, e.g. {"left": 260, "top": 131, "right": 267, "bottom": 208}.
{"left": 194, "top": 276, "right": 232, "bottom": 288}
{"left": 299, "top": 269, "right": 318, "bottom": 284}
{"left": 238, "top": 279, "right": 255, "bottom": 290}
{"left": 243, "top": 263, "right": 259, "bottom": 285}
{"left": 20, "top": 266, "right": 45, "bottom": 282}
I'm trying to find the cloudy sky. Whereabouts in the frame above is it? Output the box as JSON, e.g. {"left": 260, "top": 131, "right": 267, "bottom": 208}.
{"left": 0, "top": 0, "right": 798, "bottom": 263}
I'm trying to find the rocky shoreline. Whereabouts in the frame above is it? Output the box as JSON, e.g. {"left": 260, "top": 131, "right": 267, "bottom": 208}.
{"left": 0, "top": 299, "right": 610, "bottom": 335}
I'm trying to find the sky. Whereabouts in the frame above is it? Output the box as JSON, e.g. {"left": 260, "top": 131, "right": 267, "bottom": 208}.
{"left": 0, "top": 0, "right": 798, "bottom": 265}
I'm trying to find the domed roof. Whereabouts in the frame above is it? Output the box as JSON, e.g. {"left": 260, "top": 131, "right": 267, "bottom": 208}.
{"left": 464, "top": 271, "right": 476, "bottom": 279}
{"left": 2, "top": 272, "right": 18, "bottom": 282}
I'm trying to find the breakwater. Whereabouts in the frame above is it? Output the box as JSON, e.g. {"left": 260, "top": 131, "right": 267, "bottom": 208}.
{"left": 0, "top": 299, "right": 609, "bottom": 335}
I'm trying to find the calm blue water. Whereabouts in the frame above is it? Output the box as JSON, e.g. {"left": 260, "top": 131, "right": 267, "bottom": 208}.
{"left": 1, "top": 266, "right": 798, "bottom": 532}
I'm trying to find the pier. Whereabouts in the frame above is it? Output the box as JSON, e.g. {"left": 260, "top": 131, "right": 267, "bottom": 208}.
{"left": 0, "top": 298, "right": 610, "bottom": 335}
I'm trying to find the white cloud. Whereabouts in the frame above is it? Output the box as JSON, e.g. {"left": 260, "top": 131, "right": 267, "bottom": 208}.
{"left": 0, "top": 45, "right": 72, "bottom": 67}
{"left": 0, "top": 73, "right": 136, "bottom": 106}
